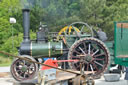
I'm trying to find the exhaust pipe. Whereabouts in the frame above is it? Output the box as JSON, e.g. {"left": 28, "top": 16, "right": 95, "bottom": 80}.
{"left": 22, "top": 9, "right": 30, "bottom": 42}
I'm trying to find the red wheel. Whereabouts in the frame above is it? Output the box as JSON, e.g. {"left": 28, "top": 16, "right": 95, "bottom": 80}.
{"left": 68, "top": 38, "right": 110, "bottom": 78}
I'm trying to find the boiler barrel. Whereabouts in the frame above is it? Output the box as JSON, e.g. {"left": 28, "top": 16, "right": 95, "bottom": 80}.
{"left": 30, "top": 41, "right": 63, "bottom": 57}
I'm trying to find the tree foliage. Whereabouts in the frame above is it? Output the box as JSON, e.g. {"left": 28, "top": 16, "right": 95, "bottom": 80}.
{"left": 0, "top": 0, "right": 128, "bottom": 58}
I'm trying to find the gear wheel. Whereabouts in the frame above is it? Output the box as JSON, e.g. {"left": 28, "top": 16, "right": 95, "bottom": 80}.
{"left": 68, "top": 38, "right": 110, "bottom": 78}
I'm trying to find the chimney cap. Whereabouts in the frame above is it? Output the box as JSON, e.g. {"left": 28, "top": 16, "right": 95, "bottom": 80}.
{"left": 22, "top": 9, "right": 30, "bottom": 12}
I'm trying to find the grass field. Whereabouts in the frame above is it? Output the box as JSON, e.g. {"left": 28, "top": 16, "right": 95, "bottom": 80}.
{"left": 0, "top": 56, "right": 12, "bottom": 67}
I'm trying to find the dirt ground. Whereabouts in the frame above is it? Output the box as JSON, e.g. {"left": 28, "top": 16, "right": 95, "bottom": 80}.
{"left": 0, "top": 72, "right": 128, "bottom": 85}
{"left": 0, "top": 72, "right": 10, "bottom": 78}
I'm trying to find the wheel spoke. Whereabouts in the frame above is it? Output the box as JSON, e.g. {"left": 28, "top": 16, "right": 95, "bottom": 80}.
{"left": 25, "top": 61, "right": 30, "bottom": 66}
{"left": 90, "top": 64, "right": 94, "bottom": 74}
{"left": 27, "top": 69, "right": 30, "bottom": 74}
{"left": 83, "top": 42, "right": 87, "bottom": 51}
{"left": 91, "top": 63, "right": 98, "bottom": 71}
{"left": 15, "top": 65, "right": 22, "bottom": 71}
{"left": 22, "top": 60, "right": 26, "bottom": 65}
{"left": 86, "top": 64, "right": 89, "bottom": 71}
{"left": 19, "top": 71, "right": 24, "bottom": 77}
{"left": 17, "top": 70, "right": 22, "bottom": 74}
{"left": 88, "top": 44, "right": 91, "bottom": 55}
{"left": 23, "top": 73, "right": 26, "bottom": 78}
{"left": 17, "top": 60, "right": 21, "bottom": 64}
{"left": 94, "top": 58, "right": 104, "bottom": 61}
{"left": 94, "top": 61, "right": 103, "bottom": 67}
{"left": 74, "top": 50, "right": 81, "bottom": 55}
{"left": 72, "top": 25, "right": 78, "bottom": 36}
{"left": 80, "top": 25, "right": 85, "bottom": 33}
{"left": 16, "top": 69, "right": 22, "bottom": 72}
{"left": 92, "top": 49, "right": 99, "bottom": 56}
{"left": 31, "top": 64, "right": 35, "bottom": 71}
{"left": 16, "top": 65, "right": 21, "bottom": 68}
{"left": 79, "top": 47, "right": 87, "bottom": 56}
{"left": 81, "top": 64, "right": 85, "bottom": 73}
{"left": 17, "top": 61, "right": 24, "bottom": 65}
{"left": 81, "top": 25, "right": 85, "bottom": 31}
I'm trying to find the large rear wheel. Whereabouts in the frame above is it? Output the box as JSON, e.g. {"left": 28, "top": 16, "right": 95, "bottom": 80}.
{"left": 68, "top": 38, "right": 110, "bottom": 78}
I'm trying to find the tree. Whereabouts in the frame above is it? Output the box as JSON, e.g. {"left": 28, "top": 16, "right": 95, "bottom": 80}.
{"left": 0, "top": 0, "right": 22, "bottom": 55}
{"left": 79, "top": 0, "right": 106, "bottom": 26}
{"left": 103, "top": 0, "right": 128, "bottom": 39}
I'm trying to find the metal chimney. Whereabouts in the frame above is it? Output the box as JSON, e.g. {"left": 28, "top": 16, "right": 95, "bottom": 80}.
{"left": 22, "top": 9, "right": 30, "bottom": 42}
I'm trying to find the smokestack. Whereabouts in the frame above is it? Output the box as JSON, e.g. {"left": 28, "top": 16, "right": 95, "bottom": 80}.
{"left": 22, "top": 9, "right": 30, "bottom": 42}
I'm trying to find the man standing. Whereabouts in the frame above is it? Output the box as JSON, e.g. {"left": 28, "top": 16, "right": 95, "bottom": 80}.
{"left": 97, "top": 28, "right": 108, "bottom": 42}
{"left": 125, "top": 67, "right": 128, "bottom": 84}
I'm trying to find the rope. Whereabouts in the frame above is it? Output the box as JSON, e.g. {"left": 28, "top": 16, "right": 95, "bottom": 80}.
{"left": 0, "top": 51, "right": 80, "bottom": 75}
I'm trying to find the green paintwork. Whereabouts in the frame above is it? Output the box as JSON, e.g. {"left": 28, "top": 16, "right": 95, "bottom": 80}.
{"left": 105, "top": 41, "right": 114, "bottom": 64}
{"left": 114, "top": 21, "right": 128, "bottom": 66}
{"left": 31, "top": 33, "right": 91, "bottom": 58}
{"left": 65, "top": 33, "right": 91, "bottom": 47}
{"left": 31, "top": 41, "right": 63, "bottom": 58}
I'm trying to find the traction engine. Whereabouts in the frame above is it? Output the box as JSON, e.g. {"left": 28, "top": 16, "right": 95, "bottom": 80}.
{"left": 11, "top": 9, "right": 110, "bottom": 81}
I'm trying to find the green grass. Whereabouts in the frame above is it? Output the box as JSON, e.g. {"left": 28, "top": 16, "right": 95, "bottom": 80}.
{"left": 0, "top": 56, "right": 12, "bottom": 67}
{"left": 0, "top": 62, "right": 11, "bottom": 67}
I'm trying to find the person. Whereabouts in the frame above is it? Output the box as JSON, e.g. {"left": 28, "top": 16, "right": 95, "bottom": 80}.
{"left": 97, "top": 28, "right": 108, "bottom": 42}
{"left": 125, "top": 67, "right": 128, "bottom": 84}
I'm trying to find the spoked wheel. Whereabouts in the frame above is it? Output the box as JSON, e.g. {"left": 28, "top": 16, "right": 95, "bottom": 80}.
{"left": 65, "top": 22, "right": 94, "bottom": 37}
{"left": 64, "top": 22, "right": 94, "bottom": 48}
{"left": 68, "top": 38, "right": 110, "bottom": 78}
{"left": 10, "top": 55, "right": 38, "bottom": 81}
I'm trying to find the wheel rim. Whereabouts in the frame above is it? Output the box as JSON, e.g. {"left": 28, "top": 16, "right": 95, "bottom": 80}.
{"left": 11, "top": 58, "right": 37, "bottom": 81}
{"left": 68, "top": 38, "right": 110, "bottom": 77}
{"left": 65, "top": 22, "right": 94, "bottom": 37}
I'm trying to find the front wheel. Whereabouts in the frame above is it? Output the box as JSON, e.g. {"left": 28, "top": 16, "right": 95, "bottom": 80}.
{"left": 10, "top": 55, "right": 38, "bottom": 81}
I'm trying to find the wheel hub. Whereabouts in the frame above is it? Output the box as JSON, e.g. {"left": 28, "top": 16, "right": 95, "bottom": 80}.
{"left": 21, "top": 65, "right": 28, "bottom": 72}
{"left": 85, "top": 55, "right": 93, "bottom": 62}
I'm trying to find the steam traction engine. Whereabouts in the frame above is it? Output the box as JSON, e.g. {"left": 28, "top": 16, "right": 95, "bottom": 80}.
{"left": 10, "top": 9, "right": 110, "bottom": 81}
